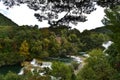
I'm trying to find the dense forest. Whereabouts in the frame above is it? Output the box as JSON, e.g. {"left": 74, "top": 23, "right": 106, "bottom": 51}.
{"left": 0, "top": 13, "right": 110, "bottom": 66}
{"left": 0, "top": 1, "right": 120, "bottom": 80}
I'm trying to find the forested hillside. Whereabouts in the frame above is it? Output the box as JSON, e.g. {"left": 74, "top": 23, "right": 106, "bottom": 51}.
{"left": 0, "top": 13, "right": 17, "bottom": 26}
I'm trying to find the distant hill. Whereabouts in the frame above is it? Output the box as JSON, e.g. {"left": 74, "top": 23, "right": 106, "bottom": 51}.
{"left": 90, "top": 27, "right": 112, "bottom": 34}
{"left": 0, "top": 13, "right": 18, "bottom": 26}
{"left": 0, "top": 13, "right": 18, "bottom": 38}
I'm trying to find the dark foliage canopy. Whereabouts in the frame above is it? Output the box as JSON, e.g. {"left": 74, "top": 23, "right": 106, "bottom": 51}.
{"left": 0, "top": 0, "right": 120, "bottom": 27}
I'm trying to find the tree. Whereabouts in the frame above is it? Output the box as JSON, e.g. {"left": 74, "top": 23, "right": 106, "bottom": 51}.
{"left": 103, "top": 6, "right": 120, "bottom": 58}
{"left": 60, "top": 37, "right": 72, "bottom": 57}
{"left": 103, "top": 6, "right": 120, "bottom": 53}
{"left": 103, "top": 6, "right": 120, "bottom": 73}
{"left": 77, "top": 49, "right": 116, "bottom": 80}
{"left": 4, "top": 71, "right": 22, "bottom": 80}
{"left": 1, "top": 0, "right": 119, "bottom": 27}
{"left": 49, "top": 35, "right": 61, "bottom": 57}
{"left": 31, "top": 40, "right": 42, "bottom": 57}
{"left": 68, "top": 34, "right": 78, "bottom": 43}
{"left": 105, "top": 44, "right": 120, "bottom": 71}
{"left": 19, "top": 40, "right": 29, "bottom": 56}
{"left": 50, "top": 61, "right": 73, "bottom": 80}
{"left": 42, "top": 38, "right": 50, "bottom": 50}
{"left": 71, "top": 61, "right": 79, "bottom": 70}
{"left": 80, "top": 30, "right": 109, "bottom": 51}
{"left": 77, "top": 66, "right": 96, "bottom": 80}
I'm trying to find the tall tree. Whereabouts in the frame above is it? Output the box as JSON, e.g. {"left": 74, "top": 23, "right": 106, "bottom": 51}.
{"left": 77, "top": 49, "right": 116, "bottom": 80}
{"left": 103, "top": 6, "right": 120, "bottom": 52}
{"left": 1, "top": 0, "right": 119, "bottom": 27}
{"left": 103, "top": 6, "right": 120, "bottom": 73}
{"left": 50, "top": 61, "right": 73, "bottom": 80}
{"left": 19, "top": 40, "right": 29, "bottom": 56}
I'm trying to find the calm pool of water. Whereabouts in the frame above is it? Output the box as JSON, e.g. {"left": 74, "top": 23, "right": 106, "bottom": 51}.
{"left": 0, "top": 64, "right": 22, "bottom": 75}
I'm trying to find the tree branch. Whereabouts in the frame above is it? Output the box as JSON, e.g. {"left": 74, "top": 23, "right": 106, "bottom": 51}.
{"left": 49, "top": 9, "right": 71, "bottom": 27}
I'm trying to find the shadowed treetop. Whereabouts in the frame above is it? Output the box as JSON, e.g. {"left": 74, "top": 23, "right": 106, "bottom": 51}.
{"left": 0, "top": 0, "right": 120, "bottom": 27}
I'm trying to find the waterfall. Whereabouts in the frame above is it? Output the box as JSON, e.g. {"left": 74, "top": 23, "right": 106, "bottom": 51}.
{"left": 18, "top": 68, "right": 24, "bottom": 75}
{"left": 102, "top": 41, "right": 113, "bottom": 52}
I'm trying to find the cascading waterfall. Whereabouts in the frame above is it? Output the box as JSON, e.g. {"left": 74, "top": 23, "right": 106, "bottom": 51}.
{"left": 102, "top": 41, "right": 113, "bottom": 52}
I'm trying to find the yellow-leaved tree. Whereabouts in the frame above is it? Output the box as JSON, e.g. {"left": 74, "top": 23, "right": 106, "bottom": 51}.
{"left": 19, "top": 40, "right": 29, "bottom": 56}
